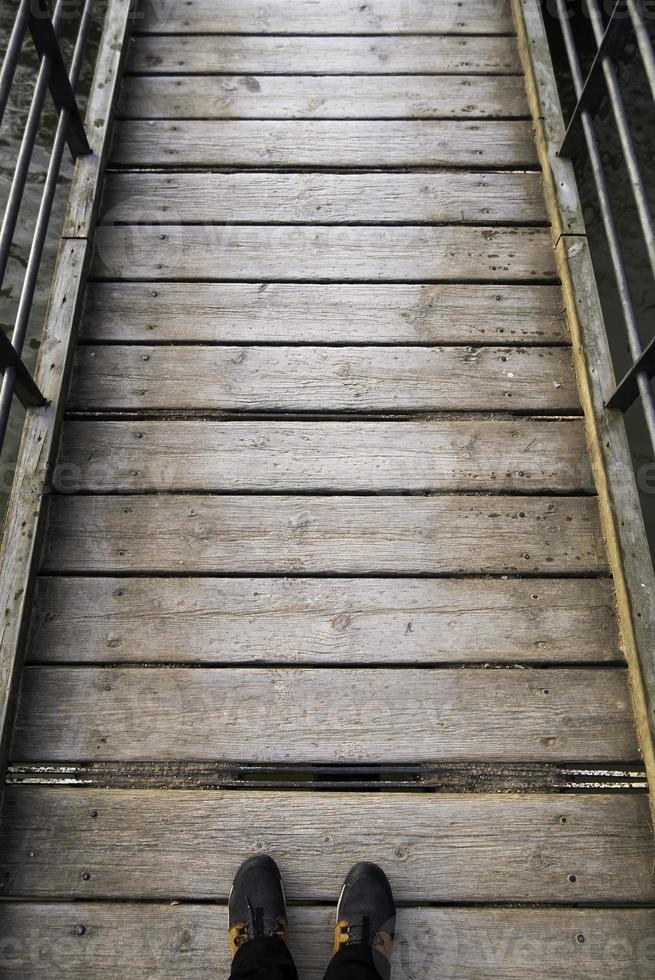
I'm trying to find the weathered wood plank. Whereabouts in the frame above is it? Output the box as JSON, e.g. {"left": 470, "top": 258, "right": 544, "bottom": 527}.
{"left": 134, "top": 0, "right": 516, "bottom": 35}
{"left": 41, "top": 495, "right": 607, "bottom": 575}
{"left": 2, "top": 903, "right": 653, "bottom": 979}
{"left": 100, "top": 171, "right": 547, "bottom": 225}
{"left": 68, "top": 346, "right": 578, "bottom": 413}
{"left": 53, "top": 417, "right": 594, "bottom": 492}
{"left": 55, "top": 419, "right": 593, "bottom": 494}
{"left": 91, "top": 225, "right": 556, "bottom": 282}
{"left": 1, "top": 789, "right": 652, "bottom": 901}
{"left": 110, "top": 120, "right": 539, "bottom": 167}
{"left": 12, "top": 666, "right": 636, "bottom": 763}
{"left": 117, "top": 75, "right": 529, "bottom": 120}
{"left": 26, "top": 576, "right": 620, "bottom": 665}
{"left": 80, "top": 283, "right": 567, "bottom": 344}
{"left": 127, "top": 34, "right": 522, "bottom": 75}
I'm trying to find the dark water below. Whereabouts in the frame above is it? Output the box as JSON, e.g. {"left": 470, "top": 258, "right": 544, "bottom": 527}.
{"left": 0, "top": 2, "right": 104, "bottom": 514}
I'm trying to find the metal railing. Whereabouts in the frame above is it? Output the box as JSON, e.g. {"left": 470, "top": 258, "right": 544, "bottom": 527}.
{"left": 547, "top": 0, "right": 655, "bottom": 456}
{"left": 0, "top": 0, "right": 93, "bottom": 454}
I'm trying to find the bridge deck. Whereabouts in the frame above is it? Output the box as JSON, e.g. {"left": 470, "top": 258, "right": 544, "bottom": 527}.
{"left": 1, "top": 1, "right": 654, "bottom": 976}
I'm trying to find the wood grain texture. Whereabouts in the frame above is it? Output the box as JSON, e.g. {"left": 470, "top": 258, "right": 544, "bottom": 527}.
{"left": 134, "top": 0, "right": 516, "bottom": 35}
{"left": 127, "top": 34, "right": 523, "bottom": 75}
{"left": 110, "top": 119, "right": 539, "bottom": 167}
{"left": 26, "top": 576, "right": 620, "bottom": 665}
{"left": 1, "top": 789, "right": 653, "bottom": 902}
{"left": 117, "top": 75, "right": 529, "bottom": 120}
{"left": 100, "top": 171, "right": 547, "bottom": 225}
{"left": 80, "top": 283, "right": 567, "bottom": 345}
{"left": 2, "top": 903, "right": 654, "bottom": 979}
{"left": 68, "top": 345, "right": 578, "bottom": 413}
{"left": 12, "top": 666, "right": 636, "bottom": 763}
{"left": 90, "top": 225, "right": 557, "bottom": 282}
{"left": 55, "top": 419, "right": 594, "bottom": 493}
{"left": 41, "top": 495, "right": 607, "bottom": 575}
{"left": 3, "top": 904, "right": 655, "bottom": 980}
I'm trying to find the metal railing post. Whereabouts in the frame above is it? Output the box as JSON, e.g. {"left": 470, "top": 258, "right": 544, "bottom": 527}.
{"left": 553, "top": 0, "right": 655, "bottom": 457}
{"left": 0, "top": 0, "right": 94, "bottom": 453}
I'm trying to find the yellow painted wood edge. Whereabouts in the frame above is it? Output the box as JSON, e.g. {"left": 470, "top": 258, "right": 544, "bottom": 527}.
{"left": 512, "top": 0, "right": 655, "bottom": 833}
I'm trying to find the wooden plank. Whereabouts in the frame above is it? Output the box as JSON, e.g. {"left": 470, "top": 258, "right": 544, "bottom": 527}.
{"left": 80, "top": 283, "right": 567, "bottom": 344}
{"left": 1, "top": 788, "right": 652, "bottom": 901}
{"left": 12, "top": 666, "right": 636, "bottom": 763}
{"left": 127, "top": 34, "right": 523, "bottom": 75}
{"left": 134, "top": 0, "right": 516, "bottom": 35}
{"left": 26, "top": 576, "right": 620, "bottom": 665}
{"left": 41, "top": 495, "right": 607, "bottom": 575}
{"left": 117, "top": 75, "right": 529, "bottom": 120}
{"left": 68, "top": 346, "right": 578, "bottom": 413}
{"left": 110, "top": 119, "right": 539, "bottom": 167}
{"left": 91, "top": 226, "right": 556, "bottom": 282}
{"left": 2, "top": 903, "right": 654, "bottom": 979}
{"left": 55, "top": 419, "right": 593, "bottom": 494}
{"left": 100, "top": 171, "right": 547, "bottom": 225}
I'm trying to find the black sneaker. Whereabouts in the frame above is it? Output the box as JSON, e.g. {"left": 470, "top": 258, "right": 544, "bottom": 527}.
{"left": 334, "top": 863, "right": 396, "bottom": 976}
{"left": 228, "top": 855, "right": 289, "bottom": 958}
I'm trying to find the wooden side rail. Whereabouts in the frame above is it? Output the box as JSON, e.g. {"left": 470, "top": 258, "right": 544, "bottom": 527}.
{"left": 513, "top": 0, "right": 655, "bottom": 826}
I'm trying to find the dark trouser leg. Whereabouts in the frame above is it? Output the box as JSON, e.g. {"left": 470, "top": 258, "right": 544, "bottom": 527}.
{"left": 323, "top": 943, "right": 385, "bottom": 980}
{"left": 229, "top": 936, "right": 299, "bottom": 980}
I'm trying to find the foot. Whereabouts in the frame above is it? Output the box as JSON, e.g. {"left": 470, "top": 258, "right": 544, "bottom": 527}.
{"left": 334, "top": 862, "right": 396, "bottom": 974}
{"left": 228, "top": 855, "right": 289, "bottom": 958}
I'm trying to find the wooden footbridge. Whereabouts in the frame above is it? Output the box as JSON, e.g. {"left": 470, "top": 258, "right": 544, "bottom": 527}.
{"left": 1, "top": 0, "right": 655, "bottom": 976}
